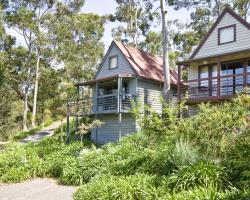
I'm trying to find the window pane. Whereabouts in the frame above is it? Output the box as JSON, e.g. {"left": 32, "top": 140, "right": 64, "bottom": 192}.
{"left": 200, "top": 66, "right": 208, "bottom": 79}
{"left": 211, "top": 65, "right": 217, "bottom": 96}
{"left": 247, "top": 61, "right": 250, "bottom": 84}
{"left": 109, "top": 56, "right": 117, "bottom": 69}
{"left": 219, "top": 26, "right": 235, "bottom": 44}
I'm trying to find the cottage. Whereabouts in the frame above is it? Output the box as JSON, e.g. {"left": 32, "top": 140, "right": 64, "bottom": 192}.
{"left": 177, "top": 7, "right": 250, "bottom": 115}
{"left": 73, "top": 40, "right": 178, "bottom": 144}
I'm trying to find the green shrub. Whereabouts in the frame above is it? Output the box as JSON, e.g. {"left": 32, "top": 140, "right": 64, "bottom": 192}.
{"left": 74, "top": 174, "right": 161, "bottom": 200}
{"left": 223, "top": 128, "right": 250, "bottom": 189}
{"left": 0, "top": 167, "right": 31, "bottom": 183}
{"left": 0, "top": 136, "right": 88, "bottom": 183}
{"left": 170, "top": 139, "right": 200, "bottom": 168}
{"left": 173, "top": 95, "right": 250, "bottom": 158}
{"left": 166, "top": 161, "right": 230, "bottom": 192}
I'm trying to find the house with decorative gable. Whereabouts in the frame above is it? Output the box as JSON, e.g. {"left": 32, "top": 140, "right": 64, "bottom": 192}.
{"left": 71, "top": 40, "right": 178, "bottom": 144}
{"left": 177, "top": 7, "right": 250, "bottom": 115}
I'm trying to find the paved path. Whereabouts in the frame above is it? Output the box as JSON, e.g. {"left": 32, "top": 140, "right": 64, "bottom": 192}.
{"left": 21, "top": 121, "right": 62, "bottom": 143}
{"left": 0, "top": 179, "right": 76, "bottom": 200}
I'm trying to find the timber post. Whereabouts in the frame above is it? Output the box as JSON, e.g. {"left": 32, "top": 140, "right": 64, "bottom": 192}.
{"left": 117, "top": 76, "right": 122, "bottom": 140}
{"left": 95, "top": 82, "right": 99, "bottom": 144}
{"left": 75, "top": 86, "right": 80, "bottom": 135}
{"left": 216, "top": 58, "right": 221, "bottom": 97}
{"left": 243, "top": 59, "right": 247, "bottom": 89}
{"left": 66, "top": 101, "right": 70, "bottom": 144}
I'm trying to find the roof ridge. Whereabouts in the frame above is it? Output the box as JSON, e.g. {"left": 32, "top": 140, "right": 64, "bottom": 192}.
{"left": 114, "top": 40, "right": 178, "bottom": 85}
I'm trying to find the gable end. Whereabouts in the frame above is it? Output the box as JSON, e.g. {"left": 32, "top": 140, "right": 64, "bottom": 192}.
{"left": 190, "top": 7, "right": 250, "bottom": 59}
{"left": 95, "top": 41, "right": 137, "bottom": 79}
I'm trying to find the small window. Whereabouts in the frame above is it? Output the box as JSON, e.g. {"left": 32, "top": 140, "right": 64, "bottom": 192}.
{"left": 109, "top": 56, "right": 118, "bottom": 69}
{"left": 218, "top": 25, "right": 236, "bottom": 45}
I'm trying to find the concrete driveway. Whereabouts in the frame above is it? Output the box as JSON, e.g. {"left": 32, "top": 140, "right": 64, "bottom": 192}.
{"left": 0, "top": 179, "right": 76, "bottom": 200}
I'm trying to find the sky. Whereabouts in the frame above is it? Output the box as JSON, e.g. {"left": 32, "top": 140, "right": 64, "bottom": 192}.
{"left": 7, "top": 0, "right": 192, "bottom": 51}
{"left": 82, "top": 0, "right": 192, "bottom": 50}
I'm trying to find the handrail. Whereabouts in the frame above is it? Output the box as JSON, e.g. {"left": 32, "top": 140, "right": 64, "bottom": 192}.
{"left": 97, "top": 93, "right": 118, "bottom": 98}
{"left": 180, "top": 72, "right": 250, "bottom": 84}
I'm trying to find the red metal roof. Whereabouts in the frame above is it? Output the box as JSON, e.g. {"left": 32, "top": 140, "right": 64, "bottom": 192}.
{"left": 77, "top": 40, "right": 178, "bottom": 86}
{"left": 114, "top": 40, "right": 178, "bottom": 85}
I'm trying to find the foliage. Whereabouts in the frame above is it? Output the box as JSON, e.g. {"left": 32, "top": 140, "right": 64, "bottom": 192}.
{"left": 0, "top": 95, "right": 249, "bottom": 200}
{"left": 0, "top": 0, "right": 104, "bottom": 137}
{"left": 223, "top": 127, "right": 250, "bottom": 189}
{"left": 0, "top": 136, "right": 89, "bottom": 183}
{"left": 74, "top": 174, "right": 161, "bottom": 200}
{"left": 166, "top": 161, "right": 230, "bottom": 192}
{"left": 78, "top": 118, "right": 104, "bottom": 143}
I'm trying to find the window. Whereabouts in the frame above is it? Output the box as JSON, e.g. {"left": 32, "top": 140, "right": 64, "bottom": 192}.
{"left": 220, "top": 61, "right": 243, "bottom": 95}
{"left": 199, "top": 65, "right": 218, "bottom": 96}
{"left": 109, "top": 56, "right": 118, "bottom": 69}
{"left": 247, "top": 60, "right": 250, "bottom": 84}
{"left": 218, "top": 25, "right": 236, "bottom": 45}
{"left": 199, "top": 66, "right": 209, "bottom": 87}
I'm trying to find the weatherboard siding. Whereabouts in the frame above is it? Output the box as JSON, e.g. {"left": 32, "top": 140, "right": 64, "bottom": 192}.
{"left": 96, "top": 44, "right": 135, "bottom": 79}
{"left": 137, "top": 79, "right": 163, "bottom": 114}
{"left": 195, "top": 13, "right": 250, "bottom": 59}
{"left": 91, "top": 114, "right": 136, "bottom": 144}
{"left": 128, "top": 78, "right": 137, "bottom": 95}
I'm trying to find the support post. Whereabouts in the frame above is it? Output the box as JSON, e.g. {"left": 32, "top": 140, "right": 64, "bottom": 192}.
{"left": 75, "top": 115, "right": 79, "bottom": 133}
{"left": 95, "top": 114, "right": 98, "bottom": 144}
{"left": 216, "top": 58, "right": 221, "bottom": 97}
{"left": 117, "top": 76, "right": 122, "bottom": 140}
{"left": 95, "top": 82, "right": 99, "bottom": 112}
{"left": 66, "top": 114, "right": 70, "bottom": 144}
{"left": 76, "top": 85, "right": 80, "bottom": 134}
{"left": 177, "top": 65, "right": 181, "bottom": 101}
{"left": 243, "top": 59, "right": 247, "bottom": 89}
{"left": 95, "top": 82, "right": 99, "bottom": 144}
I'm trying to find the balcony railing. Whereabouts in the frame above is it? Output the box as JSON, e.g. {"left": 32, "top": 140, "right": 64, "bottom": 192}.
{"left": 178, "top": 72, "right": 250, "bottom": 102}
{"left": 67, "top": 93, "right": 136, "bottom": 115}
{"left": 96, "top": 93, "right": 136, "bottom": 113}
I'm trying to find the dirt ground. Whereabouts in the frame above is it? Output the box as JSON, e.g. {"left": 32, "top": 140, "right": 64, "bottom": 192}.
{"left": 0, "top": 178, "right": 76, "bottom": 200}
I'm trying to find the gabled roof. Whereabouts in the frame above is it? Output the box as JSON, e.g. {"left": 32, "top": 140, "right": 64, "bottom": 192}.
{"left": 78, "top": 40, "right": 178, "bottom": 86}
{"left": 190, "top": 6, "right": 250, "bottom": 59}
{"left": 113, "top": 40, "right": 178, "bottom": 85}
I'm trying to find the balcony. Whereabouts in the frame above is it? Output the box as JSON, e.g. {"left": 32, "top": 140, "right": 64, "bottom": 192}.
{"left": 67, "top": 93, "right": 136, "bottom": 116}
{"left": 95, "top": 93, "right": 136, "bottom": 113}
{"left": 178, "top": 72, "right": 250, "bottom": 103}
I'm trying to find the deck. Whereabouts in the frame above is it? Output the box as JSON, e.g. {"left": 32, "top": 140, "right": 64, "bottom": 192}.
{"left": 67, "top": 93, "right": 136, "bottom": 116}
{"left": 178, "top": 72, "right": 250, "bottom": 103}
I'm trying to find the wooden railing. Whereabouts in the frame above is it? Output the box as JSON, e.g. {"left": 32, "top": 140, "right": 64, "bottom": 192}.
{"left": 178, "top": 72, "right": 250, "bottom": 102}
{"left": 96, "top": 93, "right": 136, "bottom": 113}
{"left": 67, "top": 93, "right": 136, "bottom": 115}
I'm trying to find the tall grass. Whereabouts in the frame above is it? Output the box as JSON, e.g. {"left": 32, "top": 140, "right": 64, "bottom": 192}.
{"left": 0, "top": 95, "right": 249, "bottom": 200}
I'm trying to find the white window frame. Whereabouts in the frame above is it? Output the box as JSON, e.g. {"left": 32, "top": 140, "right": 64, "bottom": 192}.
{"left": 109, "top": 55, "right": 118, "bottom": 70}
{"left": 218, "top": 24, "right": 236, "bottom": 45}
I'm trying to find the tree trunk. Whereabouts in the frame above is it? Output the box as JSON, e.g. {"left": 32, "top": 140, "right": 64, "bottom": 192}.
{"left": 23, "top": 85, "right": 29, "bottom": 131}
{"left": 31, "top": 48, "right": 40, "bottom": 128}
{"left": 61, "top": 118, "right": 64, "bottom": 142}
{"left": 23, "top": 67, "right": 31, "bottom": 131}
{"left": 80, "top": 135, "right": 83, "bottom": 143}
{"left": 160, "top": 0, "right": 171, "bottom": 103}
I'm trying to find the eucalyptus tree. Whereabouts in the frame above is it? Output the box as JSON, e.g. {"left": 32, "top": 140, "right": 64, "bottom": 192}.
{"left": 3, "top": 0, "right": 86, "bottom": 129}
{"left": 48, "top": 12, "right": 105, "bottom": 83}
{"left": 110, "top": 0, "right": 158, "bottom": 46}
{"left": 160, "top": 0, "right": 208, "bottom": 102}
{"left": 139, "top": 31, "right": 162, "bottom": 55}
{"left": 233, "top": 0, "right": 250, "bottom": 20}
